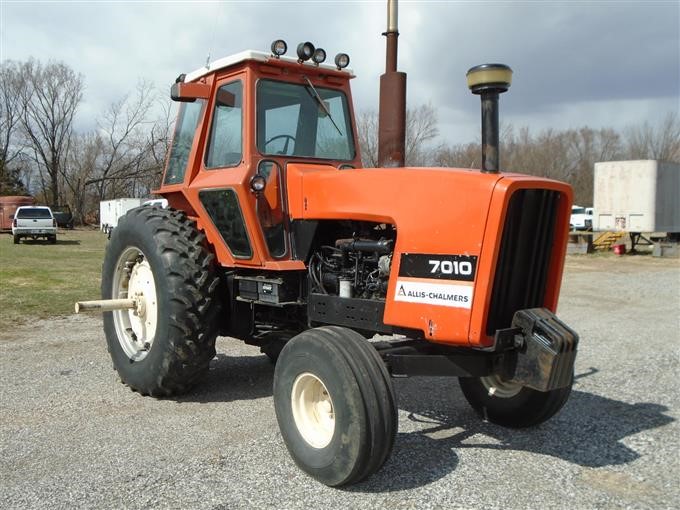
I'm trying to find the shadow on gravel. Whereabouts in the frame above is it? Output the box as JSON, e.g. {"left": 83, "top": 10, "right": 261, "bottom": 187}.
{"left": 352, "top": 377, "right": 674, "bottom": 493}
{"left": 175, "top": 353, "right": 274, "bottom": 403}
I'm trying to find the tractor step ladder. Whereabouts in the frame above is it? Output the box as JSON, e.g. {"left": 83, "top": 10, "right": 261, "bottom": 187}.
{"left": 593, "top": 232, "right": 625, "bottom": 251}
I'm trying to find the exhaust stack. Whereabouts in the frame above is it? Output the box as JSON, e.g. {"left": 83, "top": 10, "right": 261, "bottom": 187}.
{"left": 378, "top": 0, "right": 407, "bottom": 167}
{"left": 467, "top": 63, "right": 513, "bottom": 173}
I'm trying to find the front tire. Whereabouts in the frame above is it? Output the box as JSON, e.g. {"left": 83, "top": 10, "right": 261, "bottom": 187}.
{"left": 273, "top": 327, "right": 397, "bottom": 486}
{"left": 459, "top": 374, "right": 572, "bottom": 428}
{"left": 101, "top": 207, "right": 220, "bottom": 396}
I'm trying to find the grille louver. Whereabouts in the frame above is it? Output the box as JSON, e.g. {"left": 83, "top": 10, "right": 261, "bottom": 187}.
{"left": 486, "top": 189, "right": 560, "bottom": 335}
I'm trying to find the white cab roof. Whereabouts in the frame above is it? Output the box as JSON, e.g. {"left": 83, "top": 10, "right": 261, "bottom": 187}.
{"left": 184, "top": 50, "right": 354, "bottom": 82}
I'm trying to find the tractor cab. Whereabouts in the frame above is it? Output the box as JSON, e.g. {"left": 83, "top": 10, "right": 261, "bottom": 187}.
{"left": 158, "top": 42, "right": 360, "bottom": 270}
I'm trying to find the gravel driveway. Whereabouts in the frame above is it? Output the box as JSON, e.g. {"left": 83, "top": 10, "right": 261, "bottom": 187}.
{"left": 1, "top": 254, "right": 678, "bottom": 509}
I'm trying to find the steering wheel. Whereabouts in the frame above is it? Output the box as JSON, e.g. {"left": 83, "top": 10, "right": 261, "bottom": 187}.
{"left": 264, "top": 134, "right": 296, "bottom": 155}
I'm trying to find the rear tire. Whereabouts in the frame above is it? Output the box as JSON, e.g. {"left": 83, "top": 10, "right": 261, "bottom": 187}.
{"left": 459, "top": 374, "right": 572, "bottom": 428}
{"left": 13, "top": 235, "right": 19, "bottom": 244}
{"left": 101, "top": 207, "right": 221, "bottom": 396}
{"left": 49, "top": 235, "right": 57, "bottom": 244}
{"left": 273, "top": 327, "right": 397, "bottom": 486}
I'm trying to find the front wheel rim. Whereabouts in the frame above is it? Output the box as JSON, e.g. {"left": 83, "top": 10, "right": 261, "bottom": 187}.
{"left": 291, "top": 373, "right": 335, "bottom": 449}
{"left": 480, "top": 374, "right": 523, "bottom": 398}
{"left": 111, "top": 246, "right": 158, "bottom": 361}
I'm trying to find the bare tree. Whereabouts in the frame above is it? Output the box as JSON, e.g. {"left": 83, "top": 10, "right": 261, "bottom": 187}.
{"left": 85, "top": 80, "right": 157, "bottom": 200}
{"left": 19, "top": 59, "right": 83, "bottom": 205}
{"left": 0, "top": 60, "right": 29, "bottom": 195}
{"left": 356, "top": 110, "right": 379, "bottom": 167}
{"left": 62, "top": 132, "right": 102, "bottom": 224}
{"left": 357, "top": 104, "right": 440, "bottom": 167}
{"left": 625, "top": 112, "right": 680, "bottom": 162}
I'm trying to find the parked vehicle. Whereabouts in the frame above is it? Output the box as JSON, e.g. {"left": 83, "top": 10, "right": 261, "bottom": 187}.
{"left": 76, "top": 5, "right": 578, "bottom": 487}
{"left": 142, "top": 198, "right": 168, "bottom": 208}
{"left": 12, "top": 206, "right": 58, "bottom": 244}
{"left": 570, "top": 205, "right": 593, "bottom": 230}
{"left": 99, "top": 198, "right": 142, "bottom": 234}
{"left": 594, "top": 160, "right": 680, "bottom": 236}
{"left": 0, "top": 196, "right": 35, "bottom": 231}
{"left": 51, "top": 205, "right": 74, "bottom": 229}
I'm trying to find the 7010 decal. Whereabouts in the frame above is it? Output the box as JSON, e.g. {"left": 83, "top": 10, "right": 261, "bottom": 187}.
{"left": 399, "top": 253, "right": 478, "bottom": 282}
{"left": 428, "top": 259, "right": 473, "bottom": 276}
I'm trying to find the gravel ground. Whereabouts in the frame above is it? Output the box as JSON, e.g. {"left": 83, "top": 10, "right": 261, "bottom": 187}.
{"left": 1, "top": 254, "right": 679, "bottom": 509}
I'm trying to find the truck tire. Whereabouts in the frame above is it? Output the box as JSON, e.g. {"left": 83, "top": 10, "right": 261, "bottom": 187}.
{"left": 49, "top": 235, "right": 57, "bottom": 244}
{"left": 273, "top": 326, "right": 397, "bottom": 486}
{"left": 13, "top": 235, "right": 19, "bottom": 244}
{"left": 101, "top": 207, "right": 221, "bottom": 397}
{"left": 458, "top": 374, "right": 572, "bottom": 428}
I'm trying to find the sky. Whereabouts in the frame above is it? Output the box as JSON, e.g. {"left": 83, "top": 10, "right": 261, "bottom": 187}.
{"left": 1, "top": 0, "right": 678, "bottom": 145}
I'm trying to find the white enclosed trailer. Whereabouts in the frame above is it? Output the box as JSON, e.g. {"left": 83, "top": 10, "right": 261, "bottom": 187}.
{"left": 99, "top": 198, "right": 142, "bottom": 234}
{"left": 593, "top": 160, "right": 680, "bottom": 234}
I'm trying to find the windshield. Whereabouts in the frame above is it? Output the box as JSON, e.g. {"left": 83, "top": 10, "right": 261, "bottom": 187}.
{"left": 571, "top": 207, "right": 585, "bottom": 214}
{"left": 17, "top": 208, "right": 51, "bottom": 219}
{"left": 256, "top": 79, "right": 354, "bottom": 160}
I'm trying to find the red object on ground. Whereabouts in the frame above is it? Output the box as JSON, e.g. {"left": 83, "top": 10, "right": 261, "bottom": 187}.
{"left": 614, "top": 244, "right": 626, "bottom": 255}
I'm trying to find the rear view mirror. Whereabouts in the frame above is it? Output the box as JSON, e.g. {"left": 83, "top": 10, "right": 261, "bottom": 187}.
{"left": 215, "top": 88, "right": 236, "bottom": 108}
{"left": 171, "top": 82, "right": 211, "bottom": 103}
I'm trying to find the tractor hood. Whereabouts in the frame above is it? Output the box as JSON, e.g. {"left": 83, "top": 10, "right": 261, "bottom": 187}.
{"left": 286, "top": 163, "right": 573, "bottom": 347}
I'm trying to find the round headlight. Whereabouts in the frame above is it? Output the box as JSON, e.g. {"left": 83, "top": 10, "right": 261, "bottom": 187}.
{"left": 270, "top": 39, "right": 287, "bottom": 57}
{"left": 312, "top": 48, "right": 326, "bottom": 64}
{"left": 250, "top": 174, "right": 266, "bottom": 193}
{"left": 296, "top": 42, "right": 315, "bottom": 62}
{"left": 334, "top": 53, "right": 350, "bottom": 70}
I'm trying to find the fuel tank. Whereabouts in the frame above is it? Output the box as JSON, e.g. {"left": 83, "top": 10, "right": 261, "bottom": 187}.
{"left": 287, "top": 163, "right": 573, "bottom": 347}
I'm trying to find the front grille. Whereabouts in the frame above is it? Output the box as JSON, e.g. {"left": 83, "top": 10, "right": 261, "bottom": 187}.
{"left": 486, "top": 189, "right": 560, "bottom": 335}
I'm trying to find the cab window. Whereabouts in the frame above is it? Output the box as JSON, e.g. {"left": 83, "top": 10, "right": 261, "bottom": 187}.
{"left": 256, "top": 79, "right": 354, "bottom": 160}
{"left": 205, "top": 81, "right": 243, "bottom": 168}
{"left": 164, "top": 100, "right": 205, "bottom": 185}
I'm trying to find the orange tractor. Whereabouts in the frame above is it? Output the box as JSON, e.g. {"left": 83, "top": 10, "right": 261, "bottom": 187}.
{"left": 78, "top": 5, "right": 578, "bottom": 487}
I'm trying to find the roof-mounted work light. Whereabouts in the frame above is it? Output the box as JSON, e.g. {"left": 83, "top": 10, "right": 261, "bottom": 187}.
{"left": 270, "top": 39, "right": 287, "bottom": 58}
{"left": 334, "top": 53, "right": 350, "bottom": 70}
{"left": 297, "top": 42, "right": 315, "bottom": 62}
{"left": 312, "top": 48, "right": 327, "bottom": 65}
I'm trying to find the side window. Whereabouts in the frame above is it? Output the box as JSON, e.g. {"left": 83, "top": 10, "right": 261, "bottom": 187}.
{"left": 199, "top": 189, "right": 252, "bottom": 258}
{"left": 205, "top": 81, "right": 243, "bottom": 168}
{"left": 164, "top": 100, "right": 205, "bottom": 185}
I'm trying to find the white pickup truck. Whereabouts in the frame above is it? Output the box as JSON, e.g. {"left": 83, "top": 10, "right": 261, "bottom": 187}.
{"left": 12, "top": 206, "right": 58, "bottom": 244}
{"left": 570, "top": 206, "right": 594, "bottom": 231}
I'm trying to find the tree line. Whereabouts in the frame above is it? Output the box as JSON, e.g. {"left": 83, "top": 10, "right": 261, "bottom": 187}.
{"left": 358, "top": 107, "right": 679, "bottom": 205}
{"left": 2, "top": 58, "right": 678, "bottom": 223}
{"left": 0, "top": 59, "right": 172, "bottom": 224}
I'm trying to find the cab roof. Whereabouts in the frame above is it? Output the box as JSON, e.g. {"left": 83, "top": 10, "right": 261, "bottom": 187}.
{"left": 185, "top": 50, "right": 354, "bottom": 82}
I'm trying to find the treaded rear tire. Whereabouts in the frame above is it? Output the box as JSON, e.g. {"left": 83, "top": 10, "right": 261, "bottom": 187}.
{"left": 13, "top": 235, "right": 19, "bottom": 244}
{"left": 459, "top": 375, "right": 572, "bottom": 428}
{"left": 273, "top": 326, "right": 397, "bottom": 486}
{"left": 101, "top": 206, "right": 220, "bottom": 397}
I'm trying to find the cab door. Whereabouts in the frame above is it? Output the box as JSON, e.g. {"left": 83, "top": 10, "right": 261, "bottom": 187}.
{"left": 188, "top": 76, "right": 263, "bottom": 266}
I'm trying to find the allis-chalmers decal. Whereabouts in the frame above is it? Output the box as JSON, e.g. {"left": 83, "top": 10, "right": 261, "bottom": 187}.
{"left": 394, "top": 253, "right": 478, "bottom": 309}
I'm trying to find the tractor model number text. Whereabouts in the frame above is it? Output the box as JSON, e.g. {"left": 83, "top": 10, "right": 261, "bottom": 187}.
{"left": 428, "top": 259, "right": 473, "bottom": 276}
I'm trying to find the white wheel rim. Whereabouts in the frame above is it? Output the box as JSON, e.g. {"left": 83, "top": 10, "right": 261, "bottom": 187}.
{"left": 291, "top": 373, "right": 335, "bottom": 449}
{"left": 480, "top": 374, "right": 523, "bottom": 398}
{"left": 111, "top": 247, "right": 158, "bottom": 361}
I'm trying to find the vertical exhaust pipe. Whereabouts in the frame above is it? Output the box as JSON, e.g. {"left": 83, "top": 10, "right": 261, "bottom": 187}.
{"left": 378, "top": 0, "right": 407, "bottom": 167}
{"left": 467, "top": 64, "right": 513, "bottom": 173}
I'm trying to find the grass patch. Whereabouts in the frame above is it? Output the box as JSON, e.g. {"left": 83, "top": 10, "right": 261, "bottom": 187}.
{"left": 0, "top": 229, "right": 107, "bottom": 325}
